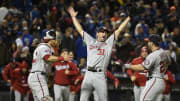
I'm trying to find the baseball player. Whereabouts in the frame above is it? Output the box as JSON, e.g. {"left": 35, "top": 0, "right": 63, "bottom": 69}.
{"left": 11, "top": 61, "right": 29, "bottom": 101}
{"left": 155, "top": 70, "right": 176, "bottom": 101}
{"left": 53, "top": 49, "right": 79, "bottom": 101}
{"left": 2, "top": 61, "right": 21, "bottom": 101}
{"left": 68, "top": 51, "right": 81, "bottom": 101}
{"left": 28, "top": 31, "right": 70, "bottom": 101}
{"left": 68, "top": 7, "right": 130, "bottom": 101}
{"left": 124, "top": 34, "right": 171, "bottom": 101}
{"left": 126, "top": 46, "right": 148, "bottom": 101}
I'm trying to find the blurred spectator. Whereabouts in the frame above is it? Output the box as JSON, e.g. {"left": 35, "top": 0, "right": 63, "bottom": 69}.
{"left": 39, "top": 0, "right": 49, "bottom": 18}
{"left": 0, "top": 6, "right": 8, "bottom": 23}
{"left": 134, "top": 18, "right": 149, "bottom": 41}
{"left": 172, "top": 26, "right": 180, "bottom": 47}
{"left": 166, "top": 6, "right": 179, "bottom": 32}
{"left": 21, "top": 20, "right": 29, "bottom": 29}
{"left": 168, "top": 43, "right": 177, "bottom": 62}
{"left": 11, "top": 14, "right": 21, "bottom": 28}
{"left": 162, "top": 28, "right": 171, "bottom": 42}
{"left": 40, "top": 22, "right": 52, "bottom": 39}
{"left": 31, "top": 17, "right": 44, "bottom": 39}
{"left": 19, "top": 46, "right": 32, "bottom": 64}
{"left": 116, "top": 33, "right": 135, "bottom": 63}
{"left": 60, "top": 27, "right": 76, "bottom": 53}
{"left": 75, "top": 37, "right": 87, "bottom": 60}
{"left": 22, "top": 27, "right": 34, "bottom": 47}
{"left": 0, "top": 19, "right": 8, "bottom": 39}
{"left": 0, "top": 37, "right": 10, "bottom": 78}
{"left": 15, "top": 31, "right": 23, "bottom": 51}
{"left": 29, "top": 38, "right": 39, "bottom": 55}
{"left": 30, "top": 6, "right": 40, "bottom": 21}
{"left": 166, "top": 50, "right": 179, "bottom": 74}
{"left": 154, "top": 19, "right": 165, "bottom": 35}
{"left": 55, "top": 25, "right": 63, "bottom": 42}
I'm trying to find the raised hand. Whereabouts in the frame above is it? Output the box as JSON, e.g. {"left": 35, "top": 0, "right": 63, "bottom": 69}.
{"left": 68, "top": 7, "right": 78, "bottom": 17}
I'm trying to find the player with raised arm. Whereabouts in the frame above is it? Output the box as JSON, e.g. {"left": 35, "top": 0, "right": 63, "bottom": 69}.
{"left": 124, "top": 34, "right": 171, "bottom": 101}
{"left": 68, "top": 7, "right": 130, "bottom": 101}
{"left": 28, "top": 31, "right": 70, "bottom": 101}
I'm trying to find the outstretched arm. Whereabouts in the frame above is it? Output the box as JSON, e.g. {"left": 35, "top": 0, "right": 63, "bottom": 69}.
{"left": 68, "top": 7, "right": 84, "bottom": 37}
{"left": 124, "top": 64, "right": 146, "bottom": 72}
{"left": 114, "top": 17, "right": 130, "bottom": 40}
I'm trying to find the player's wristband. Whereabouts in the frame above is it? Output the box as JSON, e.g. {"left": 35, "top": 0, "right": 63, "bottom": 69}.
{"left": 58, "top": 56, "right": 64, "bottom": 61}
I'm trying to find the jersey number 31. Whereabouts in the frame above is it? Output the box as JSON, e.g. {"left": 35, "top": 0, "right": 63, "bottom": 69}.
{"left": 97, "top": 49, "right": 105, "bottom": 55}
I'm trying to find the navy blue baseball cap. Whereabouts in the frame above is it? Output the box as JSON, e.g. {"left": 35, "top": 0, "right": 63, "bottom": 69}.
{"left": 97, "top": 26, "right": 109, "bottom": 33}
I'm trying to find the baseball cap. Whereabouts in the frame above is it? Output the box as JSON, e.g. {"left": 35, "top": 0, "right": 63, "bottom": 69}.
{"left": 97, "top": 26, "right": 109, "bottom": 33}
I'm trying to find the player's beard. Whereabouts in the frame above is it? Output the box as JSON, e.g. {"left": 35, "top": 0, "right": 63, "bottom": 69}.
{"left": 100, "top": 36, "right": 107, "bottom": 42}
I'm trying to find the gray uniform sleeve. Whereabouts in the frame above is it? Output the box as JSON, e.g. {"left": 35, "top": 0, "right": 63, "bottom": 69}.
{"left": 142, "top": 54, "right": 156, "bottom": 70}
{"left": 39, "top": 45, "right": 52, "bottom": 59}
{"left": 83, "top": 31, "right": 95, "bottom": 44}
{"left": 105, "top": 33, "right": 115, "bottom": 45}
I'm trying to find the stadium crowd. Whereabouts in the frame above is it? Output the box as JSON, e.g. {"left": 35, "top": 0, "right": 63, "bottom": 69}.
{"left": 0, "top": 0, "right": 180, "bottom": 101}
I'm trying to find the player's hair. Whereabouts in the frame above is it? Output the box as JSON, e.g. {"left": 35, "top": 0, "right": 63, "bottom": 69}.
{"left": 149, "top": 34, "right": 161, "bottom": 47}
{"left": 60, "top": 48, "right": 69, "bottom": 54}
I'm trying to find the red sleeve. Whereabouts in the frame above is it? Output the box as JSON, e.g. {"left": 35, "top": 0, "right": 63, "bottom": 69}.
{"left": 126, "top": 69, "right": 133, "bottom": 77}
{"left": 126, "top": 58, "right": 139, "bottom": 77}
{"left": 107, "top": 70, "right": 116, "bottom": 80}
{"left": 167, "top": 71, "right": 176, "bottom": 84}
{"left": 76, "top": 75, "right": 84, "bottom": 81}
{"left": 67, "top": 62, "right": 80, "bottom": 76}
{"left": 11, "top": 69, "right": 16, "bottom": 86}
{"left": 74, "top": 83, "right": 82, "bottom": 93}
{"left": 43, "top": 55, "right": 50, "bottom": 61}
{"left": 2, "top": 64, "right": 11, "bottom": 81}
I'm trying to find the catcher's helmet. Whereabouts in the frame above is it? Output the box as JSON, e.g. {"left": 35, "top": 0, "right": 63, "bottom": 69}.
{"left": 43, "top": 30, "right": 56, "bottom": 40}
{"left": 149, "top": 34, "right": 161, "bottom": 46}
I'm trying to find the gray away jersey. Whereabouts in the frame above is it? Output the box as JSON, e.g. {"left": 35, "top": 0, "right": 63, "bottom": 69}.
{"left": 83, "top": 32, "right": 115, "bottom": 72}
{"left": 142, "top": 48, "right": 171, "bottom": 78}
{"left": 31, "top": 43, "right": 54, "bottom": 73}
